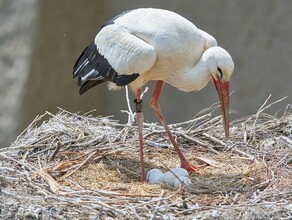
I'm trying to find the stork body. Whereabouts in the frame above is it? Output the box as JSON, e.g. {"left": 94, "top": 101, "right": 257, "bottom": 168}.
{"left": 73, "top": 8, "right": 234, "bottom": 182}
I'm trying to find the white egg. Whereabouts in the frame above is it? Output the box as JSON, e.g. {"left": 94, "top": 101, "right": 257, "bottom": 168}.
{"left": 173, "top": 176, "right": 192, "bottom": 188}
{"left": 160, "top": 172, "right": 176, "bottom": 186}
{"left": 147, "top": 168, "right": 191, "bottom": 188}
{"left": 146, "top": 168, "right": 163, "bottom": 184}
{"left": 170, "top": 168, "right": 189, "bottom": 178}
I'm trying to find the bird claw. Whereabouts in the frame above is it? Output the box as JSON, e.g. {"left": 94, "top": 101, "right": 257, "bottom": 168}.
{"left": 181, "top": 161, "right": 207, "bottom": 175}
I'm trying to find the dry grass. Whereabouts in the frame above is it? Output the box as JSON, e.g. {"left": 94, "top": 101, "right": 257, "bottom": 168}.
{"left": 0, "top": 96, "right": 291, "bottom": 219}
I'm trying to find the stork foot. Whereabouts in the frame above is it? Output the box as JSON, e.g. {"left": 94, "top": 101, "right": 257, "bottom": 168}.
{"left": 181, "top": 161, "right": 207, "bottom": 175}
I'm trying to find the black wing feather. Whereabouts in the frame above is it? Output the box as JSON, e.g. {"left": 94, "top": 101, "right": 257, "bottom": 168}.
{"left": 78, "top": 80, "right": 104, "bottom": 95}
{"left": 73, "top": 40, "right": 139, "bottom": 95}
{"left": 73, "top": 10, "right": 142, "bottom": 95}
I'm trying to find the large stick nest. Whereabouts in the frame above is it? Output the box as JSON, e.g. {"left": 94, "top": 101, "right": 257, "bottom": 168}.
{"left": 0, "top": 96, "right": 291, "bottom": 219}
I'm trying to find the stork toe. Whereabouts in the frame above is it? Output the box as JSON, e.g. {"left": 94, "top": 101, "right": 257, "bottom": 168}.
{"left": 181, "top": 161, "right": 207, "bottom": 175}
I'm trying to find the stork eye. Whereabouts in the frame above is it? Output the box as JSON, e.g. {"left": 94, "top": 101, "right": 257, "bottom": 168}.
{"left": 217, "top": 67, "right": 223, "bottom": 79}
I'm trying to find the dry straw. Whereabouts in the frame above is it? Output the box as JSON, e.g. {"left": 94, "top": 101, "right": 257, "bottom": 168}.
{"left": 0, "top": 95, "right": 291, "bottom": 219}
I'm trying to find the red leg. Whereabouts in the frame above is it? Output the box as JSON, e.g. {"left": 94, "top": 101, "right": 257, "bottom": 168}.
{"left": 135, "top": 89, "right": 146, "bottom": 182}
{"left": 150, "top": 80, "right": 206, "bottom": 174}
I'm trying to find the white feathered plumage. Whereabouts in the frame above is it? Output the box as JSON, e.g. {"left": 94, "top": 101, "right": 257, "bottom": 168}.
{"left": 73, "top": 8, "right": 234, "bottom": 182}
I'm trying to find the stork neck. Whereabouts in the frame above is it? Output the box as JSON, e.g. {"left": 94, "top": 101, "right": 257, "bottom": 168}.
{"left": 178, "top": 59, "right": 211, "bottom": 92}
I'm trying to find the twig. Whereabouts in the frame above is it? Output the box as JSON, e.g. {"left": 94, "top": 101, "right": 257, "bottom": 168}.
{"left": 140, "top": 86, "right": 149, "bottom": 99}
{"left": 169, "top": 113, "right": 212, "bottom": 128}
{"left": 13, "top": 113, "right": 47, "bottom": 145}
{"left": 146, "top": 140, "right": 169, "bottom": 149}
{"left": 49, "top": 142, "right": 63, "bottom": 161}
{"left": 37, "top": 169, "right": 61, "bottom": 194}
{"left": 96, "top": 200, "right": 127, "bottom": 216}
{"left": 124, "top": 85, "right": 135, "bottom": 125}
{"left": 280, "top": 136, "right": 292, "bottom": 147}
{"left": 61, "top": 151, "right": 97, "bottom": 179}
{"left": 242, "top": 123, "right": 248, "bottom": 143}
{"left": 202, "top": 133, "right": 226, "bottom": 146}
{"left": 191, "top": 115, "right": 222, "bottom": 134}
{"left": 133, "top": 185, "right": 183, "bottom": 209}
{"left": 249, "top": 95, "right": 288, "bottom": 139}
{"left": 0, "top": 144, "right": 51, "bottom": 153}
{"left": 150, "top": 189, "right": 166, "bottom": 220}
{"left": 72, "top": 135, "right": 105, "bottom": 148}
{"left": 179, "top": 133, "right": 219, "bottom": 154}
{"left": 232, "top": 147, "right": 255, "bottom": 160}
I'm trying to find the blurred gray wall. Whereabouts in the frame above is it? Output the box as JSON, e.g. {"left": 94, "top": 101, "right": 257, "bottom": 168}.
{"left": 0, "top": 0, "right": 291, "bottom": 147}
{"left": 0, "top": 0, "right": 37, "bottom": 147}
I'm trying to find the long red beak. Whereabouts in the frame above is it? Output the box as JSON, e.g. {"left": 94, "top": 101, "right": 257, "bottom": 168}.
{"left": 212, "top": 76, "right": 230, "bottom": 139}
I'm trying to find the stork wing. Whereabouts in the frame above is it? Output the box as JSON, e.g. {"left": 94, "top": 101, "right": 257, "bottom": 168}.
{"left": 73, "top": 25, "right": 156, "bottom": 94}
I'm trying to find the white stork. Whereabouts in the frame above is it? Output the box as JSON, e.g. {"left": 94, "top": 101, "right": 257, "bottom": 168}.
{"left": 73, "top": 8, "right": 234, "bottom": 182}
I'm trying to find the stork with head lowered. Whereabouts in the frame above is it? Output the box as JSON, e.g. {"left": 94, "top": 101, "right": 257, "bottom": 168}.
{"left": 73, "top": 8, "right": 235, "bottom": 182}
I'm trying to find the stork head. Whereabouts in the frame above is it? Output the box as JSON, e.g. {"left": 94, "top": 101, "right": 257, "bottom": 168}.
{"left": 204, "top": 46, "right": 234, "bottom": 139}
{"left": 208, "top": 47, "right": 234, "bottom": 82}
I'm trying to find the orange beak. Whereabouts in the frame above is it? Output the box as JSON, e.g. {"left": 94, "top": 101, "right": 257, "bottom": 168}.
{"left": 212, "top": 76, "right": 230, "bottom": 139}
